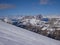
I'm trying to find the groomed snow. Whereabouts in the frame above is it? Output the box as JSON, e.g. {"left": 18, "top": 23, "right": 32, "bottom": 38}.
{"left": 0, "top": 21, "right": 60, "bottom": 45}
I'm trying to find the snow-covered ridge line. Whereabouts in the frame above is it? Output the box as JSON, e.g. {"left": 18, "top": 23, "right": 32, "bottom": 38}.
{"left": 0, "top": 21, "right": 60, "bottom": 45}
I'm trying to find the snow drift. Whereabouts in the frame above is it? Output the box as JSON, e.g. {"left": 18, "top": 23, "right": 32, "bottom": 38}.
{"left": 0, "top": 21, "right": 60, "bottom": 45}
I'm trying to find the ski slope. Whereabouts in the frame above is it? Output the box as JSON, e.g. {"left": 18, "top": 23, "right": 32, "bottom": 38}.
{"left": 0, "top": 21, "right": 60, "bottom": 45}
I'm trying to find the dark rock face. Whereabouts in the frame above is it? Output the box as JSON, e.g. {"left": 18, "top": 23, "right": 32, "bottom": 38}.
{"left": 36, "top": 14, "right": 43, "bottom": 20}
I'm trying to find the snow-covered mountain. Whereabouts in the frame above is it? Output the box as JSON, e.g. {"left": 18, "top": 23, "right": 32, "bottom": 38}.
{"left": 17, "top": 15, "right": 44, "bottom": 26}
{"left": 0, "top": 15, "right": 60, "bottom": 40}
{"left": 0, "top": 20, "right": 60, "bottom": 45}
{"left": 1, "top": 15, "right": 45, "bottom": 26}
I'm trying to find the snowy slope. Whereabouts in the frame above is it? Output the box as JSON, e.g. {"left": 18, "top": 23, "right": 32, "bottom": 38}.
{"left": 0, "top": 21, "right": 60, "bottom": 45}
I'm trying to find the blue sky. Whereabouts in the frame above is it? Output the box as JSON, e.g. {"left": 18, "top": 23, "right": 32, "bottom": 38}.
{"left": 0, "top": 0, "right": 60, "bottom": 16}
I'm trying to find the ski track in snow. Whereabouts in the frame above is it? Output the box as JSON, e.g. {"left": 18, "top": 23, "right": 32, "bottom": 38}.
{"left": 0, "top": 21, "right": 60, "bottom": 45}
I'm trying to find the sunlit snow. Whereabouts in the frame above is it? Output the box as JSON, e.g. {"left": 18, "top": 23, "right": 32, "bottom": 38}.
{"left": 0, "top": 21, "right": 60, "bottom": 45}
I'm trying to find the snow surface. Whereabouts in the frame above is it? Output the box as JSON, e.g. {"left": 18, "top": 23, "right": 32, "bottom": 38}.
{"left": 0, "top": 21, "right": 60, "bottom": 45}
{"left": 30, "top": 18, "right": 40, "bottom": 25}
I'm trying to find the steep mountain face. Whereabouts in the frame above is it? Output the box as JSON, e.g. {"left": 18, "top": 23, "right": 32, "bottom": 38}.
{"left": 0, "top": 21, "right": 60, "bottom": 45}
{"left": 19, "top": 15, "right": 43, "bottom": 26}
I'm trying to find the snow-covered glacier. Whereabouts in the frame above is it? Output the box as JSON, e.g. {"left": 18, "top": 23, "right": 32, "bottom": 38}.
{"left": 0, "top": 21, "right": 60, "bottom": 45}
